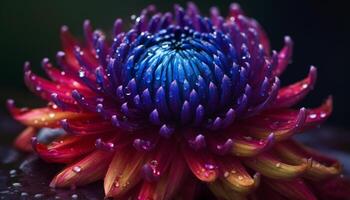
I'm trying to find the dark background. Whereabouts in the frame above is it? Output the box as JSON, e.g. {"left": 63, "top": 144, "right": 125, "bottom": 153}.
{"left": 0, "top": 0, "right": 349, "bottom": 128}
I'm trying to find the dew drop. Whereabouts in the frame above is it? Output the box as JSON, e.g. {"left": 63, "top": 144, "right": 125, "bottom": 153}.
{"left": 36, "top": 86, "right": 42, "bottom": 91}
{"left": 114, "top": 180, "right": 120, "bottom": 188}
{"left": 21, "top": 192, "right": 28, "bottom": 197}
{"left": 320, "top": 112, "right": 327, "bottom": 118}
{"left": 309, "top": 114, "right": 317, "bottom": 119}
{"left": 72, "top": 166, "right": 82, "bottom": 173}
{"left": 302, "top": 83, "right": 308, "bottom": 89}
{"left": 34, "top": 193, "right": 44, "bottom": 199}
{"left": 224, "top": 171, "right": 230, "bottom": 178}
{"left": 71, "top": 194, "right": 78, "bottom": 199}
{"left": 275, "top": 162, "right": 281, "bottom": 168}
{"left": 204, "top": 163, "right": 216, "bottom": 170}
{"left": 12, "top": 183, "right": 21, "bottom": 187}
{"left": 79, "top": 71, "right": 85, "bottom": 78}
{"left": 9, "top": 169, "right": 17, "bottom": 175}
{"left": 230, "top": 170, "right": 237, "bottom": 174}
{"left": 49, "top": 113, "right": 55, "bottom": 118}
{"left": 238, "top": 175, "right": 243, "bottom": 180}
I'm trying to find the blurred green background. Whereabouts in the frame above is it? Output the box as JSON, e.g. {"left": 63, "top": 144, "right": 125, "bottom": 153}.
{"left": 0, "top": 0, "right": 349, "bottom": 127}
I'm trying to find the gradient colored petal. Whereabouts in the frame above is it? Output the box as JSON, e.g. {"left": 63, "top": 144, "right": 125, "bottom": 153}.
{"left": 104, "top": 148, "right": 147, "bottom": 198}
{"left": 34, "top": 135, "right": 99, "bottom": 163}
{"left": 275, "top": 140, "right": 341, "bottom": 181}
{"left": 219, "top": 157, "right": 260, "bottom": 194}
{"left": 273, "top": 66, "right": 317, "bottom": 108}
{"left": 138, "top": 152, "right": 188, "bottom": 200}
{"left": 273, "top": 36, "right": 293, "bottom": 76}
{"left": 50, "top": 150, "right": 114, "bottom": 188}
{"left": 7, "top": 100, "right": 95, "bottom": 128}
{"left": 183, "top": 146, "right": 219, "bottom": 182}
{"left": 230, "top": 133, "right": 275, "bottom": 157}
{"left": 208, "top": 180, "right": 247, "bottom": 200}
{"left": 244, "top": 152, "right": 308, "bottom": 179}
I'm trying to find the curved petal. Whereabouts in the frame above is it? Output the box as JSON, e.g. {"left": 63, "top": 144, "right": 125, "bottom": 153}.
{"left": 208, "top": 181, "right": 247, "bottom": 200}
{"left": 104, "top": 148, "right": 147, "bottom": 198}
{"left": 141, "top": 140, "right": 176, "bottom": 182}
{"left": 61, "top": 118, "right": 118, "bottom": 136}
{"left": 275, "top": 140, "right": 341, "bottom": 181}
{"left": 14, "top": 127, "right": 37, "bottom": 152}
{"left": 273, "top": 36, "right": 293, "bottom": 76}
{"left": 243, "top": 108, "right": 307, "bottom": 141}
{"left": 138, "top": 152, "right": 188, "bottom": 200}
{"left": 273, "top": 66, "right": 317, "bottom": 108}
{"left": 7, "top": 100, "right": 95, "bottom": 128}
{"left": 34, "top": 135, "right": 99, "bottom": 163}
{"left": 243, "top": 97, "right": 332, "bottom": 141}
{"left": 219, "top": 157, "right": 260, "bottom": 194}
{"left": 183, "top": 146, "right": 219, "bottom": 182}
{"left": 50, "top": 150, "right": 114, "bottom": 188}
{"left": 230, "top": 133, "right": 275, "bottom": 157}
{"left": 265, "top": 178, "right": 317, "bottom": 200}
{"left": 244, "top": 152, "right": 308, "bottom": 179}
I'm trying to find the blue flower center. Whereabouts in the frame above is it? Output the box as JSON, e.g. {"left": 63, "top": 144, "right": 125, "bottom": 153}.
{"left": 121, "top": 26, "right": 241, "bottom": 125}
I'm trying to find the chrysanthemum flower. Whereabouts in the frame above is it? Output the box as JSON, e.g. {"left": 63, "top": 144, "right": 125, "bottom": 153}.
{"left": 7, "top": 2, "right": 350, "bottom": 200}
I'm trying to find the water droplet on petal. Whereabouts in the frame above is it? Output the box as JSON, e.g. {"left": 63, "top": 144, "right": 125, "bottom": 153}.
{"left": 224, "top": 171, "right": 230, "bottom": 178}
{"left": 72, "top": 166, "right": 82, "bottom": 173}
{"left": 12, "top": 183, "right": 21, "bottom": 187}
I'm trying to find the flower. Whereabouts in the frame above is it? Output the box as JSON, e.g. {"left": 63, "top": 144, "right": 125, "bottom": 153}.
{"left": 7, "top": 2, "right": 350, "bottom": 199}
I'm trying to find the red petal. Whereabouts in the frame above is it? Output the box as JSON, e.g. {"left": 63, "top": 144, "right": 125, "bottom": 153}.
{"left": 243, "top": 107, "right": 307, "bottom": 141}
{"left": 8, "top": 101, "right": 95, "bottom": 128}
{"left": 50, "top": 150, "right": 114, "bottom": 188}
{"left": 34, "top": 135, "right": 100, "bottom": 163}
{"left": 138, "top": 152, "right": 188, "bottom": 200}
{"left": 41, "top": 58, "right": 90, "bottom": 92}
{"left": 141, "top": 140, "right": 176, "bottom": 182}
{"left": 61, "top": 118, "right": 118, "bottom": 136}
{"left": 183, "top": 146, "right": 219, "bottom": 182}
{"left": 243, "top": 97, "right": 332, "bottom": 141}
{"left": 23, "top": 62, "right": 77, "bottom": 103}
{"left": 14, "top": 127, "right": 37, "bottom": 152}
{"left": 273, "top": 66, "right": 317, "bottom": 108}
{"left": 273, "top": 36, "right": 293, "bottom": 76}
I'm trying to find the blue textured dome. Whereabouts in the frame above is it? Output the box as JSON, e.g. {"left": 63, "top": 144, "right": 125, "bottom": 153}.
{"left": 97, "top": 4, "right": 283, "bottom": 136}
{"left": 119, "top": 26, "right": 242, "bottom": 127}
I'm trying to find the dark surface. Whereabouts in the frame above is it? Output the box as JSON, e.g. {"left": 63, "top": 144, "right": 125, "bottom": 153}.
{"left": 1, "top": 112, "right": 350, "bottom": 199}
{"left": 0, "top": 0, "right": 350, "bottom": 128}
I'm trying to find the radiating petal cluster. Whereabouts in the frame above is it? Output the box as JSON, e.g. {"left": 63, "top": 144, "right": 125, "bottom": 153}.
{"left": 8, "top": 2, "right": 350, "bottom": 200}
